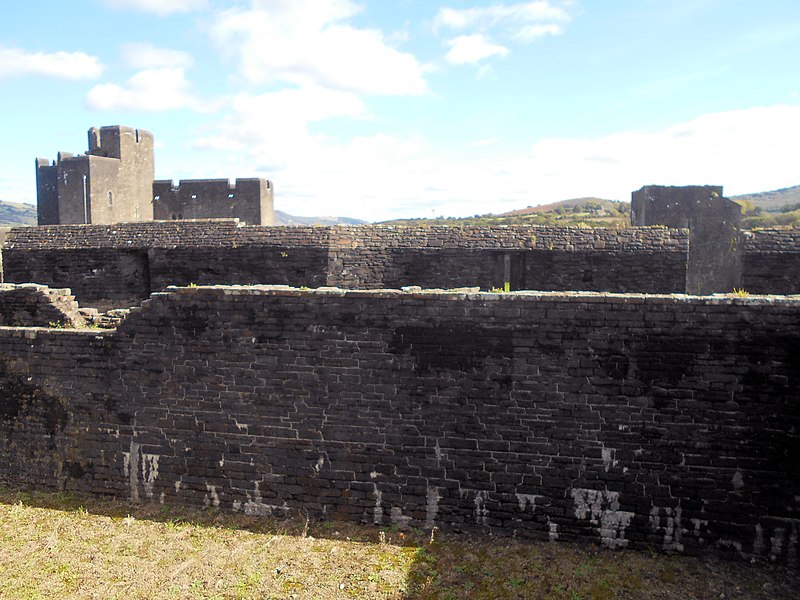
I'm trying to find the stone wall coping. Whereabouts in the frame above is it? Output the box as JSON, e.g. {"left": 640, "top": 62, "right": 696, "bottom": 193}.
{"left": 1, "top": 221, "right": 690, "bottom": 252}
{"left": 157, "top": 284, "right": 800, "bottom": 306}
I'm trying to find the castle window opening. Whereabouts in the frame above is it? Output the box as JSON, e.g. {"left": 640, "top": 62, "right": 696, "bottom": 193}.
{"left": 154, "top": 195, "right": 160, "bottom": 201}
{"left": 178, "top": 213, "right": 183, "bottom": 219}
{"left": 108, "top": 191, "right": 113, "bottom": 207}
{"left": 191, "top": 194, "right": 197, "bottom": 200}
{"left": 228, "top": 193, "right": 234, "bottom": 198}
{"left": 171, "top": 213, "right": 177, "bottom": 220}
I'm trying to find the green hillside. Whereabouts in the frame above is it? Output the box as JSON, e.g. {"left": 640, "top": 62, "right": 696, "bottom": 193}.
{"left": 730, "top": 185, "right": 800, "bottom": 228}
{"left": 0, "top": 200, "right": 36, "bottom": 226}
{"left": 380, "top": 198, "right": 630, "bottom": 228}
{"left": 730, "top": 185, "right": 800, "bottom": 212}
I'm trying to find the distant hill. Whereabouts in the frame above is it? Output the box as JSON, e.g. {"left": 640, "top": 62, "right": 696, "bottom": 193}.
{"left": 381, "top": 197, "right": 630, "bottom": 228}
{"left": 274, "top": 210, "right": 367, "bottom": 226}
{"left": 730, "top": 185, "right": 800, "bottom": 212}
{"left": 497, "top": 197, "right": 623, "bottom": 217}
{"left": 0, "top": 200, "right": 36, "bottom": 226}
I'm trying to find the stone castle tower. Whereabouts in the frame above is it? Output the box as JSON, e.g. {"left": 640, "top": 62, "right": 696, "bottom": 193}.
{"left": 36, "top": 126, "right": 155, "bottom": 225}
{"left": 36, "top": 126, "right": 274, "bottom": 226}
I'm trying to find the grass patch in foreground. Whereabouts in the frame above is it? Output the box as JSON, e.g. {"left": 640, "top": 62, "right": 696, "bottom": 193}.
{"left": 0, "top": 485, "right": 798, "bottom": 599}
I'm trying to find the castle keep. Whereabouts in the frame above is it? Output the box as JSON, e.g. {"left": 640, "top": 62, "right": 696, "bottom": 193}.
{"left": 36, "top": 126, "right": 274, "bottom": 226}
{"left": 2, "top": 171, "right": 799, "bottom": 566}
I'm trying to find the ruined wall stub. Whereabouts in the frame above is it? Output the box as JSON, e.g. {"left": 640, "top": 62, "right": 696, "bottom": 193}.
{"left": 631, "top": 185, "right": 742, "bottom": 295}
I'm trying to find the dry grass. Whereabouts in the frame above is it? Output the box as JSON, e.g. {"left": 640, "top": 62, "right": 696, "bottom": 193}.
{"left": 0, "top": 485, "right": 797, "bottom": 599}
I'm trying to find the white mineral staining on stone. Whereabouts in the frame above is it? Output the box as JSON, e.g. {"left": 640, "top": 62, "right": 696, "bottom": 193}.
{"left": 204, "top": 484, "right": 220, "bottom": 508}
{"left": 474, "top": 491, "right": 489, "bottom": 526}
{"left": 434, "top": 440, "right": 443, "bottom": 462}
{"left": 458, "top": 488, "right": 490, "bottom": 526}
{"left": 237, "top": 481, "right": 288, "bottom": 517}
{"left": 390, "top": 507, "right": 412, "bottom": 529}
{"left": 769, "top": 527, "right": 785, "bottom": 561}
{"left": 571, "top": 488, "right": 634, "bottom": 549}
{"left": 122, "top": 441, "right": 160, "bottom": 502}
{"left": 515, "top": 493, "right": 540, "bottom": 513}
{"left": 122, "top": 442, "right": 159, "bottom": 501}
{"left": 732, "top": 470, "right": 744, "bottom": 490}
{"left": 649, "top": 505, "right": 684, "bottom": 551}
{"left": 141, "top": 453, "right": 160, "bottom": 500}
{"left": 753, "top": 523, "right": 765, "bottom": 556}
{"left": 426, "top": 486, "right": 441, "bottom": 529}
{"left": 373, "top": 484, "right": 383, "bottom": 525}
{"left": 548, "top": 521, "right": 559, "bottom": 541}
{"left": 601, "top": 447, "right": 618, "bottom": 472}
{"left": 690, "top": 518, "right": 709, "bottom": 544}
{"left": 716, "top": 539, "right": 745, "bottom": 558}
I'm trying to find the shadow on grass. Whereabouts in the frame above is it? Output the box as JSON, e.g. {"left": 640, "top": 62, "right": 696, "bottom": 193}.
{"left": 1, "top": 484, "right": 798, "bottom": 600}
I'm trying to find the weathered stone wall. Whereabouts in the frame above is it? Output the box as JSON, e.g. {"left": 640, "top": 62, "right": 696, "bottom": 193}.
{"left": 37, "top": 127, "right": 155, "bottom": 226}
{"left": 1, "top": 222, "right": 691, "bottom": 305}
{"left": 742, "top": 229, "right": 800, "bottom": 294}
{"left": 631, "top": 185, "right": 743, "bottom": 295}
{"left": 327, "top": 226, "right": 688, "bottom": 292}
{"left": 153, "top": 178, "right": 274, "bottom": 226}
{"left": 0, "top": 284, "right": 84, "bottom": 327}
{"left": 0, "top": 284, "right": 798, "bottom": 565}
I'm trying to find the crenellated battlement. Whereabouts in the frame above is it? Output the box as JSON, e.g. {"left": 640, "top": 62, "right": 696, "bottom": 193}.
{"left": 35, "top": 126, "right": 272, "bottom": 227}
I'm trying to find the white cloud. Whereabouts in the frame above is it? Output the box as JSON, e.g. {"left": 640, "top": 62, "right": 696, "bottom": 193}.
{"left": 192, "top": 86, "right": 367, "bottom": 165}
{"left": 210, "top": 0, "right": 426, "bottom": 96}
{"left": 189, "top": 103, "right": 800, "bottom": 222}
{"left": 0, "top": 46, "right": 104, "bottom": 80}
{"left": 516, "top": 104, "right": 800, "bottom": 203}
{"left": 85, "top": 67, "right": 210, "bottom": 112}
{"left": 435, "top": 1, "right": 572, "bottom": 42}
{"left": 445, "top": 34, "right": 510, "bottom": 65}
{"left": 121, "top": 43, "right": 194, "bottom": 69}
{"left": 100, "top": 0, "right": 207, "bottom": 16}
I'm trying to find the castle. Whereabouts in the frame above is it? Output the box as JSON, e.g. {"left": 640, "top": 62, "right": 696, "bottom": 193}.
{"left": 35, "top": 125, "right": 274, "bottom": 226}
{"left": 2, "top": 133, "right": 799, "bottom": 566}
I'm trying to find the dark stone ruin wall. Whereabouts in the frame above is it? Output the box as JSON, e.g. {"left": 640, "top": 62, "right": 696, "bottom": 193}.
{"left": 5, "top": 248, "right": 151, "bottom": 309}
{"left": 742, "top": 229, "right": 800, "bottom": 294}
{"left": 0, "top": 284, "right": 85, "bottom": 327}
{"left": 0, "top": 284, "right": 798, "bottom": 566}
{"left": 632, "top": 185, "right": 743, "bottom": 295}
{"left": 312, "top": 225, "right": 689, "bottom": 292}
{"left": 153, "top": 178, "right": 274, "bottom": 226}
{"left": 327, "top": 226, "right": 690, "bottom": 292}
{"left": 0, "top": 222, "right": 691, "bottom": 306}
{"left": 0, "top": 221, "right": 332, "bottom": 306}
{"left": 3, "top": 219, "right": 800, "bottom": 301}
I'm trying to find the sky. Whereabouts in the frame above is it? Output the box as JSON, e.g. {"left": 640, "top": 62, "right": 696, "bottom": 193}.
{"left": 1, "top": 0, "right": 799, "bottom": 222}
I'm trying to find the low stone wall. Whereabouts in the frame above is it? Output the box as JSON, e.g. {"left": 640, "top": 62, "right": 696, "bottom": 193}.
{"left": 0, "top": 284, "right": 798, "bottom": 565}
{"left": 327, "top": 226, "right": 689, "bottom": 292}
{"left": 1, "top": 222, "right": 691, "bottom": 305}
{"left": 0, "top": 283, "right": 84, "bottom": 327}
{"left": 743, "top": 229, "right": 800, "bottom": 294}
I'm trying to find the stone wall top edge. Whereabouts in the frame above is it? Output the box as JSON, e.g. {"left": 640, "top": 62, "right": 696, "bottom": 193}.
{"left": 0, "top": 325, "right": 110, "bottom": 336}
{"left": 2, "top": 221, "right": 690, "bottom": 251}
{"left": 159, "top": 284, "right": 800, "bottom": 306}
